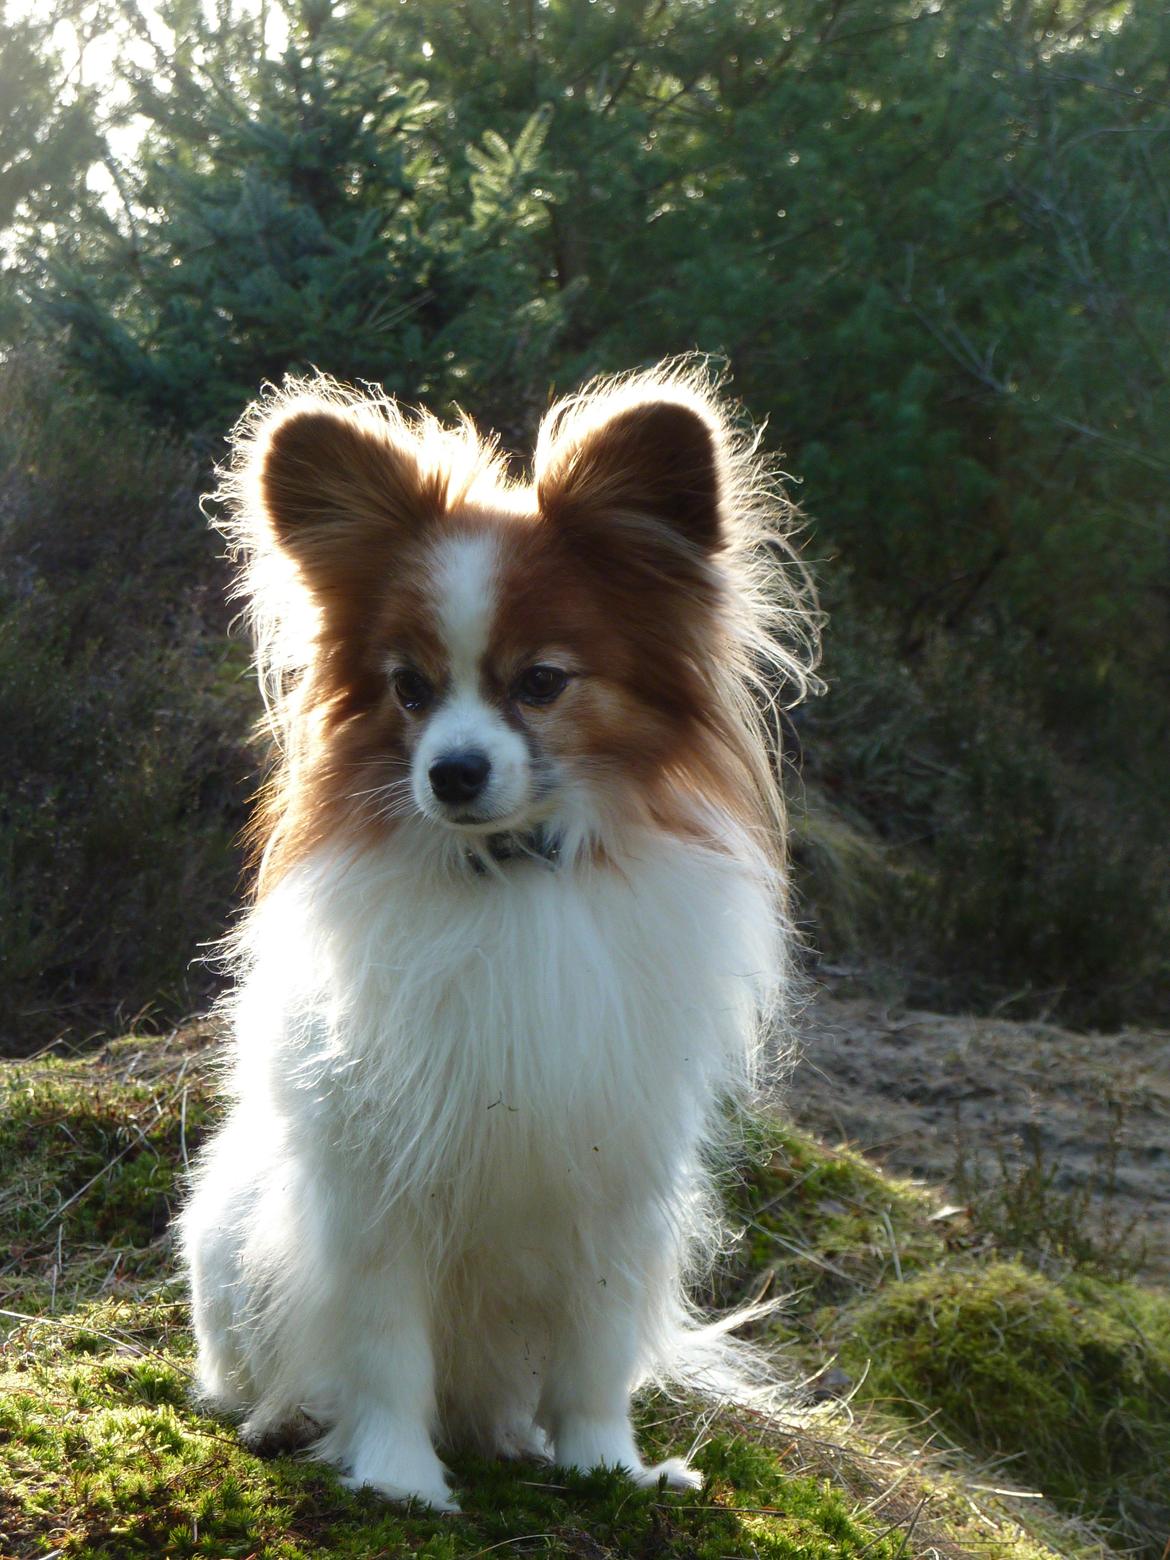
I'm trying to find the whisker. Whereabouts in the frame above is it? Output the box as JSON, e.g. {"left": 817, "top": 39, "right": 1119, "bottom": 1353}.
{"left": 347, "top": 780, "right": 414, "bottom": 803}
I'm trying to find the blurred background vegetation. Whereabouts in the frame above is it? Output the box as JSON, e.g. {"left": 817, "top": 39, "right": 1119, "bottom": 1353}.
{"left": 1, "top": 0, "right": 1167, "bottom": 1054}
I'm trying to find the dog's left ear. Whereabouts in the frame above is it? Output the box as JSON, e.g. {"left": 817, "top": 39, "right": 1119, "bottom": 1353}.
{"left": 535, "top": 391, "right": 727, "bottom": 554}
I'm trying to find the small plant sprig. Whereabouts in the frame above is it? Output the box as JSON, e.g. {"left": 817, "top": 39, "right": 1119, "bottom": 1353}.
{"left": 952, "top": 1099, "right": 1148, "bottom": 1281}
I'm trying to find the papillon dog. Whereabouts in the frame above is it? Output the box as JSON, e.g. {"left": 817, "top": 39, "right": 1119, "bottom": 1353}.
{"left": 181, "top": 362, "right": 815, "bottom": 1511}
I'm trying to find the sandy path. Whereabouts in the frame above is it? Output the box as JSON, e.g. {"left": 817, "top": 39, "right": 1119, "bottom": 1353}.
{"left": 788, "top": 989, "right": 1170, "bottom": 1277}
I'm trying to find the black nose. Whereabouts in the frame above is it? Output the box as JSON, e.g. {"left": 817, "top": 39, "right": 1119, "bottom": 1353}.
{"left": 429, "top": 750, "right": 491, "bottom": 806}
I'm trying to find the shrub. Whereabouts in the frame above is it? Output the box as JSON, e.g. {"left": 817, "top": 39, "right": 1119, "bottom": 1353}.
{"left": 795, "top": 602, "right": 1170, "bottom": 1027}
{"left": 0, "top": 353, "right": 253, "bottom": 1054}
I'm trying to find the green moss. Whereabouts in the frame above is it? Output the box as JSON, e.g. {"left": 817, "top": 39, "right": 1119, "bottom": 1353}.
{"left": 0, "top": 1032, "right": 1124, "bottom": 1560}
{"left": 836, "top": 1261, "right": 1170, "bottom": 1555}
{"left": 0, "top": 1029, "right": 214, "bottom": 1315}
{"left": 0, "top": 1299, "right": 913, "bottom": 1560}
{"left": 725, "top": 1123, "right": 953, "bottom": 1317}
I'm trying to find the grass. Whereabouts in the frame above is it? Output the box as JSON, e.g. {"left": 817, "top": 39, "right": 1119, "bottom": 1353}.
{"left": 833, "top": 1265, "right": 1170, "bottom": 1556}
{"left": 725, "top": 1128, "right": 1170, "bottom": 1558}
{"left": 0, "top": 1298, "right": 906, "bottom": 1560}
{"left": 0, "top": 1026, "right": 215, "bottom": 1316}
{"left": 0, "top": 1026, "right": 1157, "bottom": 1560}
{"left": 725, "top": 1121, "right": 954, "bottom": 1318}
{"left": 3, "top": 1287, "right": 1072, "bottom": 1560}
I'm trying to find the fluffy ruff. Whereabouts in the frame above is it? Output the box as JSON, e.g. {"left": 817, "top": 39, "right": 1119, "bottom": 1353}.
{"left": 180, "top": 361, "right": 816, "bottom": 1510}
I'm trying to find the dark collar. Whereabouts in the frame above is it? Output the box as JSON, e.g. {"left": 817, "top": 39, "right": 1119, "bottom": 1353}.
{"left": 466, "top": 826, "right": 562, "bottom": 875}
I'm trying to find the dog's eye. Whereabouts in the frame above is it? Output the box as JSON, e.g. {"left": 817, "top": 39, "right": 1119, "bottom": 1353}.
{"left": 392, "top": 668, "right": 434, "bottom": 713}
{"left": 513, "top": 665, "right": 570, "bottom": 706}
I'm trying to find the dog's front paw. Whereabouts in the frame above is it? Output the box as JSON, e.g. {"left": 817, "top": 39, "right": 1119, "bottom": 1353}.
{"left": 634, "top": 1456, "right": 703, "bottom": 1492}
{"left": 493, "top": 1418, "right": 552, "bottom": 1463}
{"left": 239, "top": 1407, "right": 320, "bottom": 1457}
{"left": 323, "top": 1413, "right": 460, "bottom": 1512}
{"left": 341, "top": 1470, "right": 461, "bottom": 1513}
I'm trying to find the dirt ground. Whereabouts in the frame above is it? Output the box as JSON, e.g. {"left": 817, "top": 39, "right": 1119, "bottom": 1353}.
{"left": 788, "top": 987, "right": 1170, "bottom": 1277}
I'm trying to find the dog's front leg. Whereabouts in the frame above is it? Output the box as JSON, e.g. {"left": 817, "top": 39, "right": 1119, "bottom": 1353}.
{"left": 315, "top": 1239, "right": 457, "bottom": 1512}
{"left": 538, "top": 1279, "right": 701, "bottom": 1491}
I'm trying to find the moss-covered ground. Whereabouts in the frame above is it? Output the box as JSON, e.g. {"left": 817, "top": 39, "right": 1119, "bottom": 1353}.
{"left": 731, "top": 1129, "right": 1170, "bottom": 1556}
{"left": 1, "top": 1028, "right": 1164, "bottom": 1559}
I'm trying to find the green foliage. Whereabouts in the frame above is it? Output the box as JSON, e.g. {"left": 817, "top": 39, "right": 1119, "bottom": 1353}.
{"left": 3, "top": 0, "right": 1165, "bottom": 1024}
{"left": 836, "top": 1263, "right": 1170, "bottom": 1556}
{"left": 724, "top": 1123, "right": 951, "bottom": 1318}
{"left": 35, "top": 15, "right": 440, "bottom": 428}
{"left": 720, "top": 1119, "right": 1167, "bottom": 1554}
{"left": 796, "top": 607, "right": 1170, "bottom": 1023}
{"left": 0, "top": 3, "right": 97, "bottom": 230}
{"left": 0, "top": 1037, "right": 213, "bottom": 1305}
{"left": 10, "top": 3, "right": 575, "bottom": 433}
{"left": 0, "top": 354, "right": 253, "bottom": 1053}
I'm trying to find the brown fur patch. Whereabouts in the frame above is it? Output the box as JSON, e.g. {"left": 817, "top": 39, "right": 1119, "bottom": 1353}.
{"left": 216, "top": 366, "right": 819, "bottom": 892}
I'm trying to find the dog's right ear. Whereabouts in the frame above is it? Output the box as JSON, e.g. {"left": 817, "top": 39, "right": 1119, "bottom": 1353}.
{"left": 253, "top": 401, "right": 436, "bottom": 598}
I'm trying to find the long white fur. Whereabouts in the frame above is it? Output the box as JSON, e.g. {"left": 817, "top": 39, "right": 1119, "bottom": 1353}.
{"left": 184, "top": 363, "right": 814, "bottom": 1511}
{"left": 183, "top": 815, "right": 783, "bottom": 1508}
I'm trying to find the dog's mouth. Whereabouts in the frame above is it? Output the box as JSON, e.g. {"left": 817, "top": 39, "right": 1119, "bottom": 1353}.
{"left": 435, "top": 806, "right": 524, "bottom": 832}
{"left": 466, "top": 824, "right": 563, "bottom": 871}
{"left": 427, "top": 773, "right": 559, "bottom": 835}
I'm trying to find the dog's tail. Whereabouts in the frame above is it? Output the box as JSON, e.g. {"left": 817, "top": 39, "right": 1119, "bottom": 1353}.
{"left": 647, "top": 1293, "right": 790, "bottom": 1418}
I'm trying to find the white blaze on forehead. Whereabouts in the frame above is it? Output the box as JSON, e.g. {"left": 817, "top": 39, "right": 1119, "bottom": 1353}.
{"left": 411, "top": 527, "right": 531, "bottom": 826}
{"left": 429, "top": 531, "right": 501, "bottom": 687}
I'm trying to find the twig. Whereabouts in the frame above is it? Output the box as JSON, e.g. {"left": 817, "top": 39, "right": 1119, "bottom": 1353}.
{"left": 180, "top": 1084, "right": 191, "bottom": 1174}
{"left": 743, "top": 1221, "right": 855, "bottom": 1282}
{"left": 656, "top": 1503, "right": 796, "bottom": 1516}
{"left": 49, "top": 1223, "right": 63, "bottom": 1313}
{"left": 879, "top": 1208, "right": 903, "bottom": 1282}
{"left": 969, "top": 1483, "right": 1044, "bottom": 1498}
{"left": 858, "top": 1493, "right": 929, "bottom": 1557}
{"left": 855, "top": 1457, "right": 914, "bottom": 1515}
{"left": 34, "top": 1124, "right": 153, "bottom": 1234}
{"left": 466, "top": 1537, "right": 555, "bottom": 1557}
{"left": 0, "top": 1307, "right": 190, "bottom": 1372}
{"left": 686, "top": 1396, "right": 727, "bottom": 1462}
{"left": 891, "top": 1496, "right": 928, "bottom": 1557}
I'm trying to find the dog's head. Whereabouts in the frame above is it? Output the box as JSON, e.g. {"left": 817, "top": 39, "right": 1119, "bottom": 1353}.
{"left": 225, "top": 370, "right": 810, "bottom": 880}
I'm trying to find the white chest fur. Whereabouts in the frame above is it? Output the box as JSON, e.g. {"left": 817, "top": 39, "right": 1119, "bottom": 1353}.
{"left": 225, "top": 827, "right": 782, "bottom": 1236}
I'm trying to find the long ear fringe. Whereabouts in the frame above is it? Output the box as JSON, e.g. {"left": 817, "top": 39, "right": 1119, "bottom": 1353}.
{"left": 539, "top": 357, "right": 823, "bottom": 941}
{"left": 536, "top": 356, "right": 824, "bottom": 714}
{"left": 207, "top": 371, "right": 507, "bottom": 748}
